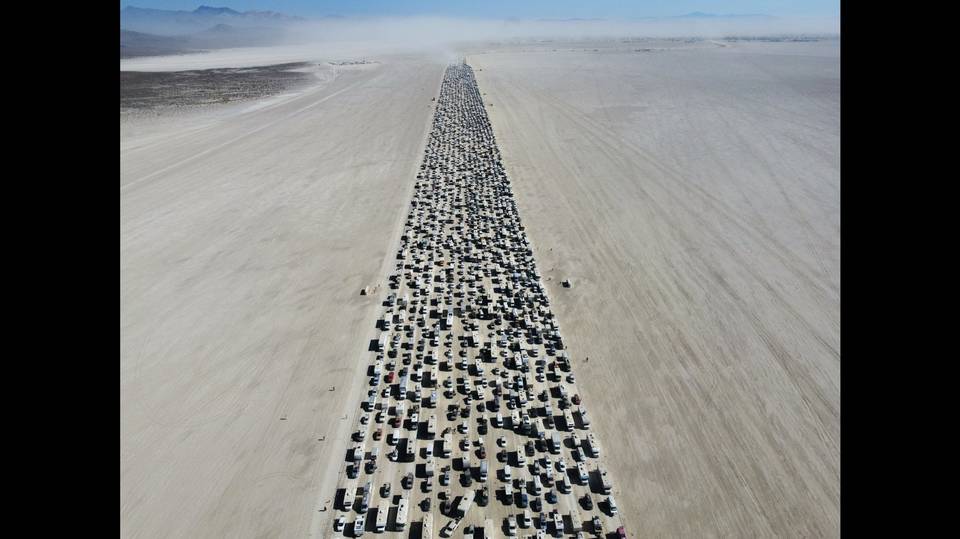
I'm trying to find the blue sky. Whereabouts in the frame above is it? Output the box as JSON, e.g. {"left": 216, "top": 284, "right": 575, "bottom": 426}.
{"left": 120, "top": 1, "right": 840, "bottom": 18}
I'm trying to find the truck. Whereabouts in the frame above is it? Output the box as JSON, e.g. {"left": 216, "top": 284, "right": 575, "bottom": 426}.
{"left": 441, "top": 518, "right": 462, "bottom": 538}
{"left": 553, "top": 512, "right": 564, "bottom": 537}
{"left": 405, "top": 439, "right": 415, "bottom": 461}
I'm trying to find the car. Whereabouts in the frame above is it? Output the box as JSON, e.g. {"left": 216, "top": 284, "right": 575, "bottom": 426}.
{"left": 545, "top": 490, "right": 557, "bottom": 504}
{"left": 592, "top": 516, "right": 602, "bottom": 535}
{"left": 582, "top": 494, "right": 593, "bottom": 510}
{"left": 382, "top": 483, "right": 391, "bottom": 498}
{"left": 617, "top": 526, "right": 626, "bottom": 538}
{"left": 477, "top": 486, "right": 489, "bottom": 507}
{"left": 402, "top": 473, "right": 414, "bottom": 489}
{"left": 478, "top": 447, "right": 487, "bottom": 459}
{"left": 333, "top": 516, "right": 345, "bottom": 532}
{"left": 373, "top": 429, "right": 383, "bottom": 441}
{"left": 607, "top": 496, "right": 618, "bottom": 515}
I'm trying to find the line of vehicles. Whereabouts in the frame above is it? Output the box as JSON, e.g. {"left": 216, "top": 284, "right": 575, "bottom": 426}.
{"left": 332, "top": 63, "right": 626, "bottom": 538}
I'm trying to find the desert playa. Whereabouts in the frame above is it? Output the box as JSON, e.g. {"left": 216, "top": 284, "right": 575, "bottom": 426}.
{"left": 472, "top": 39, "right": 839, "bottom": 537}
{"left": 121, "top": 37, "right": 839, "bottom": 538}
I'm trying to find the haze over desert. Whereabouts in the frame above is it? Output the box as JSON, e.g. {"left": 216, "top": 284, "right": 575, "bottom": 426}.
{"left": 121, "top": 5, "right": 839, "bottom": 538}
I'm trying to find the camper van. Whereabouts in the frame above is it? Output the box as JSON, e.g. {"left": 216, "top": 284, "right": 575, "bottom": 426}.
{"left": 375, "top": 503, "right": 388, "bottom": 533}
{"left": 577, "top": 462, "right": 588, "bottom": 484}
{"left": 456, "top": 490, "right": 475, "bottom": 517}
{"left": 586, "top": 433, "right": 599, "bottom": 457}
{"left": 599, "top": 466, "right": 612, "bottom": 494}
{"left": 396, "top": 498, "right": 409, "bottom": 530}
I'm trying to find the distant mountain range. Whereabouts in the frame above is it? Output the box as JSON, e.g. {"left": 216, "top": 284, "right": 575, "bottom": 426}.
{"left": 120, "top": 5, "right": 308, "bottom": 57}
{"left": 120, "top": 5, "right": 303, "bottom": 36}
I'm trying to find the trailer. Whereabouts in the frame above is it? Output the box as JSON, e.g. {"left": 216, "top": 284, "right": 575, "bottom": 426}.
{"left": 422, "top": 513, "right": 434, "bottom": 539}
{"left": 427, "top": 415, "right": 437, "bottom": 437}
{"left": 569, "top": 510, "right": 583, "bottom": 533}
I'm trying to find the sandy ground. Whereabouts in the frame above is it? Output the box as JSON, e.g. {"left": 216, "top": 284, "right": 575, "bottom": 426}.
{"left": 120, "top": 55, "right": 445, "bottom": 538}
{"left": 121, "top": 38, "right": 839, "bottom": 539}
{"left": 470, "top": 40, "right": 840, "bottom": 537}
